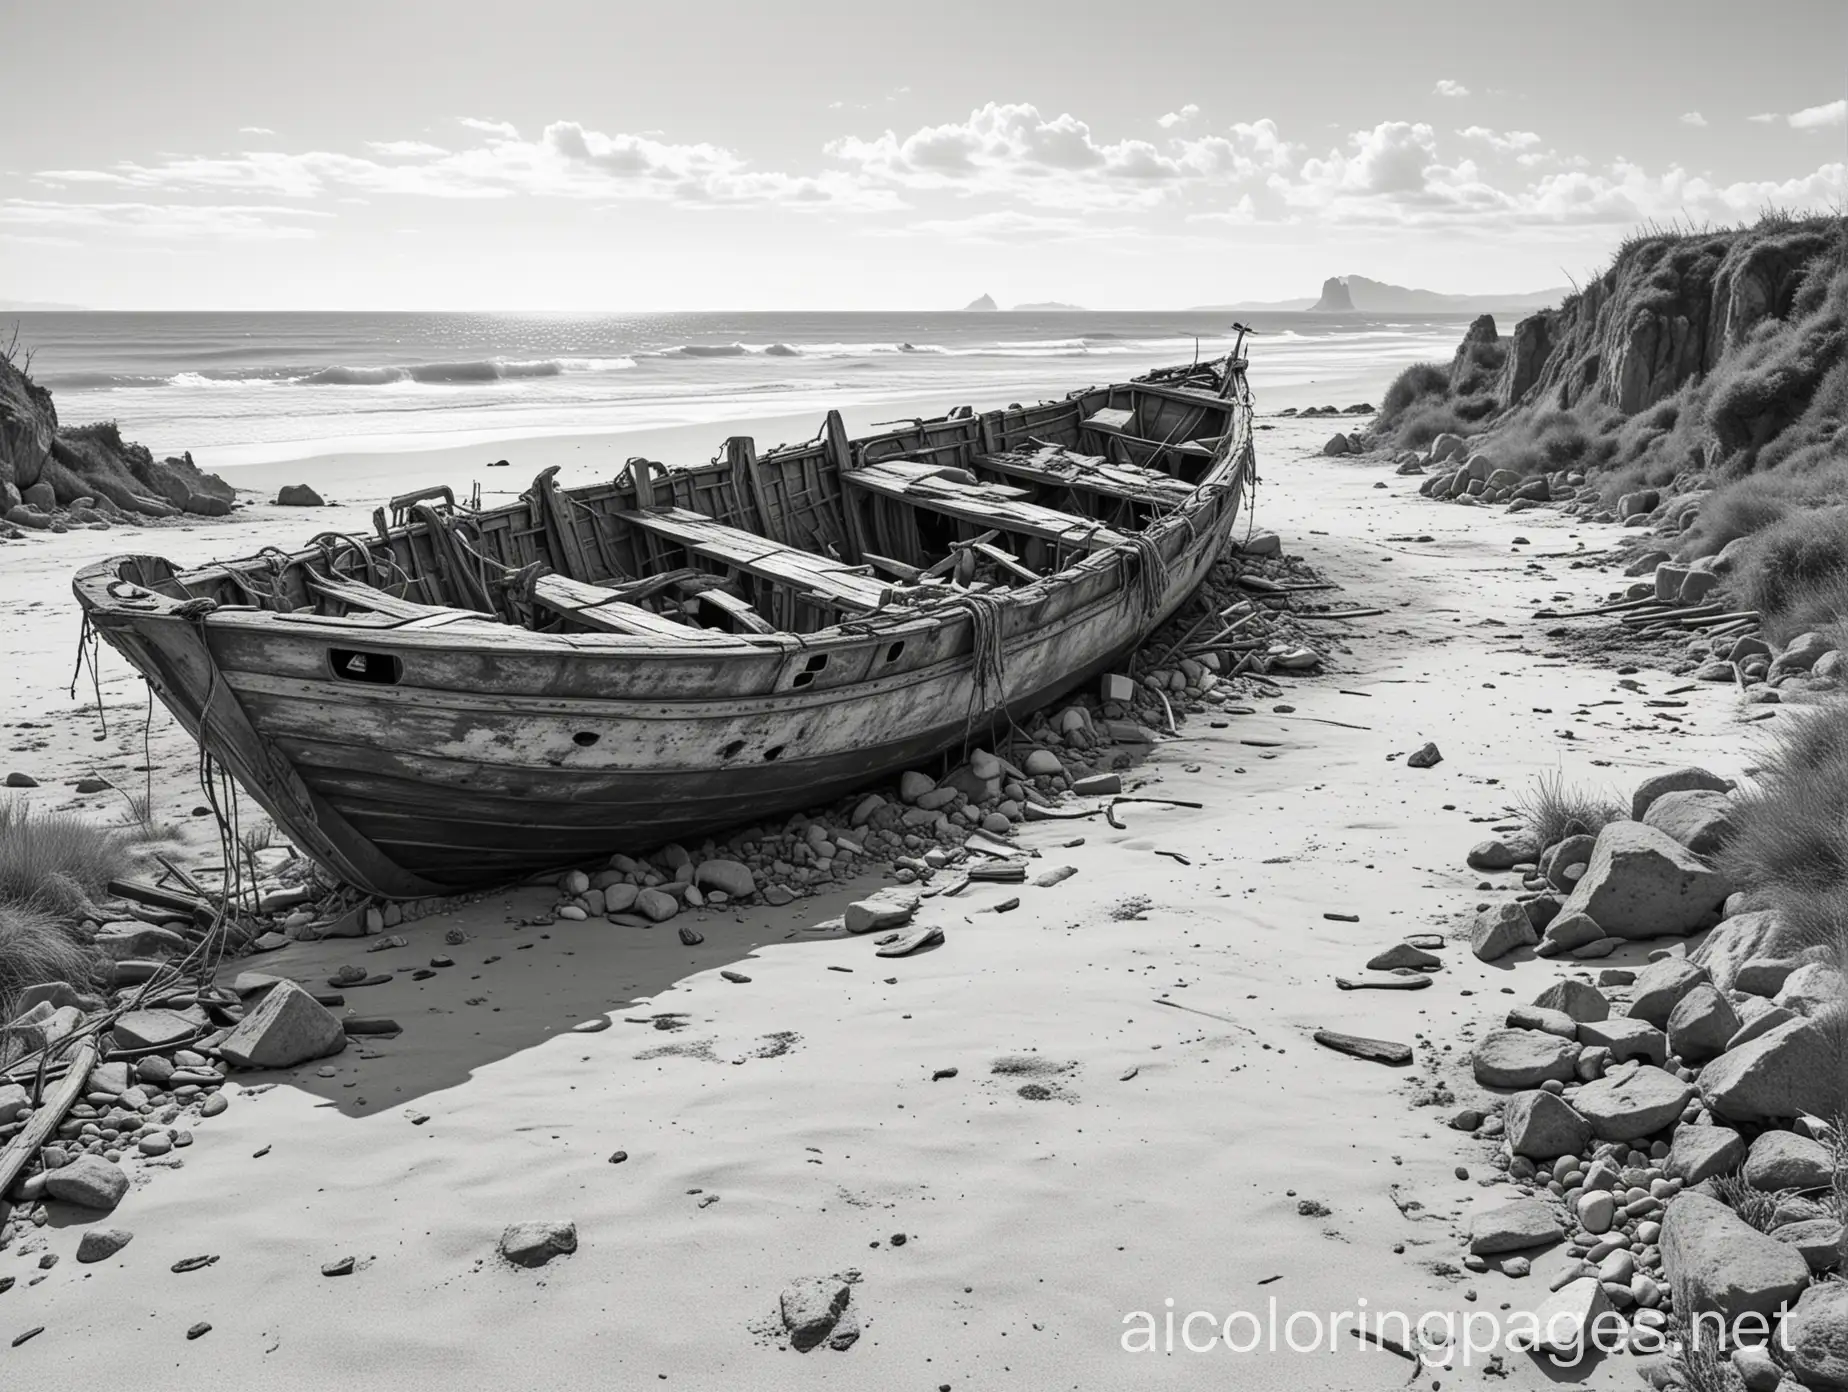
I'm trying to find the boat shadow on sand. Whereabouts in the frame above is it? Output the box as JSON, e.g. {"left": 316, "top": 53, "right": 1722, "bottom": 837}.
{"left": 214, "top": 873, "right": 903, "bottom": 1116}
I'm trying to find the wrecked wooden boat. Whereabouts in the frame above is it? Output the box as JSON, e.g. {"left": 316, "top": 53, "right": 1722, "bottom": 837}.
{"left": 74, "top": 355, "right": 1256, "bottom": 897}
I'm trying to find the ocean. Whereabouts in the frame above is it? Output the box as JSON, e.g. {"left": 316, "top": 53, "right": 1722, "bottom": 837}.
{"left": 9, "top": 310, "right": 1475, "bottom": 470}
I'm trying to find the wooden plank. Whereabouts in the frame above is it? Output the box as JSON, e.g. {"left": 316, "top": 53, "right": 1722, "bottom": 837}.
{"left": 531, "top": 575, "right": 748, "bottom": 645}
{"left": 532, "top": 467, "right": 595, "bottom": 581}
{"left": 305, "top": 573, "right": 490, "bottom": 625}
{"left": 693, "top": 587, "right": 776, "bottom": 634}
{"left": 978, "top": 444, "right": 1192, "bottom": 508}
{"left": 1313, "top": 1029, "right": 1413, "bottom": 1066}
{"left": 845, "top": 462, "right": 1124, "bottom": 552}
{"left": 823, "top": 409, "right": 870, "bottom": 564}
{"left": 616, "top": 506, "right": 893, "bottom": 611}
{"left": 0, "top": 1038, "right": 99, "bottom": 1199}
{"left": 724, "top": 436, "right": 765, "bottom": 535}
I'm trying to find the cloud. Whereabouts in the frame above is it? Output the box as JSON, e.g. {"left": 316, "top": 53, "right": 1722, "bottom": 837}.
{"left": 0, "top": 198, "right": 329, "bottom": 240}
{"left": 238, "top": 126, "right": 276, "bottom": 136}
{"left": 1458, "top": 126, "right": 1543, "bottom": 154}
{"left": 1433, "top": 79, "right": 1470, "bottom": 99}
{"left": 1748, "top": 112, "right": 1779, "bottom": 123}
{"left": 1158, "top": 104, "right": 1200, "bottom": 129}
{"left": 33, "top": 120, "right": 898, "bottom": 211}
{"left": 1679, "top": 112, "right": 1708, "bottom": 127}
{"left": 1789, "top": 99, "right": 1847, "bottom": 129}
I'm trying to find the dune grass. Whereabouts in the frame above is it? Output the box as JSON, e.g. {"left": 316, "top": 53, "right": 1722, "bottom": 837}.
{"left": 1514, "top": 770, "right": 1625, "bottom": 849}
{"left": 1717, "top": 704, "right": 1848, "bottom": 967}
{"left": 0, "top": 799, "right": 125, "bottom": 1025}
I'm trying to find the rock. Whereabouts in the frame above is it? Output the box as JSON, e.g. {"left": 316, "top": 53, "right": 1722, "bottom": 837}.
{"left": 1666, "top": 983, "right": 1742, "bottom": 1063}
{"left": 694, "top": 859, "right": 755, "bottom": 898}
{"left": 1405, "top": 741, "right": 1442, "bottom": 769}
{"left": 1533, "top": 978, "right": 1609, "bottom": 1022}
{"left": 1743, "top": 1130, "right": 1834, "bottom": 1191}
{"left": 1519, "top": 1277, "right": 1612, "bottom": 1360}
{"left": 634, "top": 888, "right": 679, "bottom": 923}
{"left": 1577, "top": 1016, "right": 1667, "bottom": 1065}
{"left": 76, "top": 1228, "right": 133, "bottom": 1262}
{"left": 1642, "top": 789, "right": 1736, "bottom": 857}
{"left": 275, "top": 483, "right": 325, "bottom": 506}
{"left": 1545, "top": 833, "right": 1598, "bottom": 890}
{"left": 1631, "top": 767, "right": 1732, "bottom": 821}
{"left": 1541, "top": 911, "right": 1605, "bottom": 953}
{"left": 1366, "top": 942, "right": 1441, "bottom": 971}
{"left": 1776, "top": 961, "right": 1848, "bottom": 1017}
{"left": 1071, "top": 773, "right": 1121, "bottom": 796}
{"left": 845, "top": 886, "right": 919, "bottom": 935}
{"left": 1473, "top": 1029, "right": 1580, "bottom": 1088}
{"left": 1238, "top": 530, "right": 1283, "bottom": 557}
{"left": 1323, "top": 433, "right": 1350, "bottom": 456}
{"left": 1577, "top": 1190, "right": 1616, "bottom": 1235}
{"left": 1781, "top": 1282, "right": 1848, "bottom": 1391}
{"left": 1505, "top": 1089, "right": 1593, "bottom": 1159}
{"left": 140, "top": 453, "right": 234, "bottom": 515}
{"left": 1571, "top": 1065, "right": 1695, "bottom": 1141}
{"left": 1468, "top": 838, "right": 1532, "bottom": 871}
{"left": 1660, "top": 1191, "right": 1810, "bottom": 1323}
{"left": 1507, "top": 1004, "right": 1580, "bottom": 1039}
{"left": 109, "top": 1008, "right": 197, "bottom": 1051}
{"left": 1775, "top": 1218, "right": 1845, "bottom": 1272}
{"left": 13, "top": 980, "right": 104, "bottom": 1014}
{"left": 1734, "top": 957, "right": 1804, "bottom": 996}
{"left": 780, "top": 1276, "right": 852, "bottom": 1352}
{"left": 498, "top": 1220, "right": 577, "bottom": 1268}
{"left": 1023, "top": 749, "right": 1063, "bottom": 777}
{"left": 0, "top": 1082, "right": 30, "bottom": 1124}
{"left": 1556, "top": 821, "right": 1730, "bottom": 940}
{"left": 1469, "top": 1198, "right": 1563, "bottom": 1255}
{"left": 44, "top": 1155, "right": 129, "bottom": 1210}
{"left": 898, "top": 771, "right": 935, "bottom": 803}
{"left": 1471, "top": 902, "right": 1538, "bottom": 962}
{"left": 1666, "top": 1125, "right": 1745, "bottom": 1183}
{"left": 1627, "top": 956, "right": 1712, "bottom": 1028}
{"left": 1700, "top": 1018, "right": 1847, "bottom": 1123}
{"left": 219, "top": 980, "right": 347, "bottom": 1069}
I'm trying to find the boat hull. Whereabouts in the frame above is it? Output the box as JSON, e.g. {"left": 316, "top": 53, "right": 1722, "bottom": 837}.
{"left": 75, "top": 372, "right": 1253, "bottom": 896}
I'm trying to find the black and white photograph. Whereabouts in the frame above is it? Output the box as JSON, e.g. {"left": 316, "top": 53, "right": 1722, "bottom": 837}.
{"left": 1, "top": 2, "right": 1844, "bottom": 1387}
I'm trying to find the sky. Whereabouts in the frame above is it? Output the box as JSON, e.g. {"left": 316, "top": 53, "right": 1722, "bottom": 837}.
{"left": 1, "top": 0, "right": 1843, "bottom": 311}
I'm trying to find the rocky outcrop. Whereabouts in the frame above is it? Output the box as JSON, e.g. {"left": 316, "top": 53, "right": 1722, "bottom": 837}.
{"left": 0, "top": 351, "right": 56, "bottom": 499}
{"left": 1311, "top": 277, "right": 1355, "bottom": 313}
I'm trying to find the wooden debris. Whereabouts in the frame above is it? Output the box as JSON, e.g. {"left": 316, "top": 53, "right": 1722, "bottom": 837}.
{"left": 1335, "top": 972, "right": 1432, "bottom": 991}
{"left": 1314, "top": 1030, "right": 1413, "bottom": 1066}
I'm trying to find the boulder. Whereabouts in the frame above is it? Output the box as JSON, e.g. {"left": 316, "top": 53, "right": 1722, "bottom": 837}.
{"left": 1544, "top": 833, "right": 1598, "bottom": 891}
{"left": 897, "top": 771, "right": 935, "bottom": 803}
{"left": 1468, "top": 838, "right": 1532, "bottom": 871}
{"left": 76, "top": 1228, "right": 134, "bottom": 1262}
{"left": 1556, "top": 822, "right": 1729, "bottom": 940}
{"left": 0, "top": 1081, "right": 31, "bottom": 1124}
{"left": 1473, "top": 1029, "right": 1580, "bottom": 1088}
{"left": 1631, "top": 767, "right": 1732, "bottom": 821}
{"left": 1505, "top": 1089, "right": 1593, "bottom": 1159}
{"left": 109, "top": 1007, "right": 197, "bottom": 1052}
{"left": 1571, "top": 1065, "right": 1695, "bottom": 1141}
{"left": 275, "top": 483, "right": 325, "bottom": 506}
{"left": 1533, "top": 978, "right": 1609, "bottom": 1023}
{"left": 1471, "top": 902, "right": 1538, "bottom": 962}
{"left": 1734, "top": 957, "right": 1804, "bottom": 997}
{"left": 845, "top": 887, "right": 920, "bottom": 935}
{"left": 694, "top": 859, "right": 755, "bottom": 899}
{"left": 1540, "top": 911, "right": 1605, "bottom": 954}
{"left": 1775, "top": 961, "right": 1848, "bottom": 1017}
{"left": 1782, "top": 1281, "right": 1848, "bottom": 1391}
{"left": 1519, "top": 1277, "right": 1613, "bottom": 1361}
{"left": 634, "top": 888, "right": 679, "bottom": 923}
{"left": 1660, "top": 1191, "right": 1810, "bottom": 1323}
{"left": 44, "top": 1155, "right": 129, "bottom": 1210}
{"left": 1693, "top": 910, "right": 1804, "bottom": 991}
{"left": 780, "top": 1276, "right": 852, "bottom": 1352}
{"left": 498, "top": 1220, "right": 577, "bottom": 1268}
{"left": 140, "top": 453, "right": 235, "bottom": 516}
{"left": 1405, "top": 741, "right": 1442, "bottom": 769}
{"left": 1743, "top": 1130, "right": 1834, "bottom": 1192}
{"left": 1323, "top": 433, "right": 1350, "bottom": 456}
{"left": 219, "top": 980, "right": 347, "bottom": 1069}
{"left": 1727, "top": 1003, "right": 1798, "bottom": 1050}
{"left": 1774, "top": 1218, "right": 1845, "bottom": 1272}
{"left": 1577, "top": 1015, "right": 1668, "bottom": 1065}
{"left": 1641, "top": 789, "right": 1735, "bottom": 857}
{"left": 1665, "top": 1124, "right": 1745, "bottom": 1184}
{"left": 1469, "top": 1199, "right": 1563, "bottom": 1255}
{"left": 1507, "top": 1004, "right": 1580, "bottom": 1039}
{"left": 1666, "top": 984, "right": 1742, "bottom": 1064}
{"left": 1627, "top": 957, "right": 1712, "bottom": 1028}
{"left": 1700, "top": 1018, "right": 1846, "bottom": 1123}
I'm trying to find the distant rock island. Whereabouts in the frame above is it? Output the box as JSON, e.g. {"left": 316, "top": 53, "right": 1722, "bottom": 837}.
{"left": 964, "top": 294, "right": 999, "bottom": 312}
{"left": 1199, "top": 275, "right": 1569, "bottom": 315}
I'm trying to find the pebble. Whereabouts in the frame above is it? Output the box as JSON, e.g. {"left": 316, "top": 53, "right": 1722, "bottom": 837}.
{"left": 186, "top": 1322, "right": 212, "bottom": 1340}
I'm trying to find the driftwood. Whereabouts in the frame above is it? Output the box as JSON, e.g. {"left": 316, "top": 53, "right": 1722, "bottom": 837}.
{"left": 1314, "top": 1030, "right": 1412, "bottom": 1066}
{"left": 0, "top": 1036, "right": 99, "bottom": 1198}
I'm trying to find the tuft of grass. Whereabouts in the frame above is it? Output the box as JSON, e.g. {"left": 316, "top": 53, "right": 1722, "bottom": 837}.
{"left": 1515, "top": 771, "right": 1625, "bottom": 849}
{"left": 0, "top": 799, "right": 129, "bottom": 918}
{"left": 1708, "top": 1174, "right": 1803, "bottom": 1233}
{"left": 1717, "top": 704, "right": 1848, "bottom": 962}
{"left": 0, "top": 902, "right": 100, "bottom": 1042}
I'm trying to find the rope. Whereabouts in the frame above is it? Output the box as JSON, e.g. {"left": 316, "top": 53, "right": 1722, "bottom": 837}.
{"left": 949, "top": 590, "right": 1009, "bottom": 744}
{"left": 1125, "top": 530, "right": 1172, "bottom": 620}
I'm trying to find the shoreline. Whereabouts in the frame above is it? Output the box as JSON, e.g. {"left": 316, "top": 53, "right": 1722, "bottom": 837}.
{"left": 4, "top": 413, "right": 1777, "bottom": 1387}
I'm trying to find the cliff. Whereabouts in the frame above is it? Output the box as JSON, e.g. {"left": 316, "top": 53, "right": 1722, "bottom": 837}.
{"left": 0, "top": 349, "right": 234, "bottom": 529}
{"left": 964, "top": 293, "right": 998, "bottom": 312}
{"left": 1310, "top": 277, "right": 1355, "bottom": 313}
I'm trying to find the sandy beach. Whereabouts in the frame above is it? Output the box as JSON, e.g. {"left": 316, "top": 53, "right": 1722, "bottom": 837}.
{"left": 0, "top": 408, "right": 1769, "bottom": 1391}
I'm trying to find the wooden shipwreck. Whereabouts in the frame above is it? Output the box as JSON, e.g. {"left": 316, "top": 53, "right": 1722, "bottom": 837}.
{"left": 73, "top": 355, "right": 1256, "bottom": 898}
